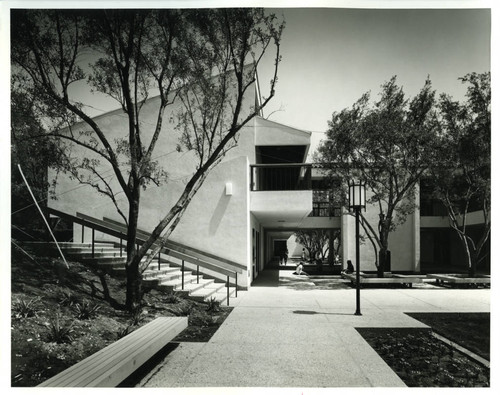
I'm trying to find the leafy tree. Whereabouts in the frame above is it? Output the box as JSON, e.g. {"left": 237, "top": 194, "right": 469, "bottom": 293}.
{"left": 11, "top": 9, "right": 284, "bottom": 310}
{"left": 429, "top": 72, "right": 490, "bottom": 276}
{"left": 315, "top": 77, "right": 438, "bottom": 277}
{"left": 11, "top": 88, "right": 65, "bottom": 239}
{"left": 294, "top": 229, "right": 333, "bottom": 261}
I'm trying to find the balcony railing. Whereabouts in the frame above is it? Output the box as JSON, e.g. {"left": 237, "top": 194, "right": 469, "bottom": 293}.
{"left": 309, "top": 202, "right": 342, "bottom": 217}
{"left": 250, "top": 164, "right": 312, "bottom": 191}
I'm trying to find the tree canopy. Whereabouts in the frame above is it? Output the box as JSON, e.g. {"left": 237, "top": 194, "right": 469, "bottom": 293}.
{"left": 11, "top": 8, "right": 284, "bottom": 309}
{"left": 429, "top": 72, "right": 490, "bottom": 276}
{"left": 315, "top": 76, "right": 439, "bottom": 276}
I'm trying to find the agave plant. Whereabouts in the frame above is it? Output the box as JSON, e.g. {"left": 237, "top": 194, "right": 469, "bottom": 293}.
{"left": 46, "top": 313, "right": 74, "bottom": 344}
{"left": 12, "top": 297, "right": 41, "bottom": 319}
{"left": 73, "top": 300, "right": 101, "bottom": 320}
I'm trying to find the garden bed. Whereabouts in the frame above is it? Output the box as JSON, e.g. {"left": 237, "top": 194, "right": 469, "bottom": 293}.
{"left": 357, "top": 327, "right": 489, "bottom": 387}
{"left": 11, "top": 249, "right": 232, "bottom": 387}
{"left": 406, "top": 312, "right": 489, "bottom": 360}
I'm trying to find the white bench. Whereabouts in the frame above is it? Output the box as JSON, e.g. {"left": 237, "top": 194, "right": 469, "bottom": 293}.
{"left": 38, "top": 316, "right": 188, "bottom": 387}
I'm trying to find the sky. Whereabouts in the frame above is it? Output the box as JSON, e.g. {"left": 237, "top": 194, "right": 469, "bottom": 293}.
{"left": 256, "top": 7, "right": 491, "bottom": 156}
{"left": 5, "top": 4, "right": 489, "bottom": 158}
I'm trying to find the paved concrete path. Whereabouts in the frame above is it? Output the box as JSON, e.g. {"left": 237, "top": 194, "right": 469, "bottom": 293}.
{"left": 138, "top": 270, "right": 490, "bottom": 388}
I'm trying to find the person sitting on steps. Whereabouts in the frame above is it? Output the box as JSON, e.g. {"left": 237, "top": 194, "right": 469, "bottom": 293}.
{"left": 342, "top": 259, "right": 355, "bottom": 275}
{"left": 293, "top": 261, "right": 308, "bottom": 276}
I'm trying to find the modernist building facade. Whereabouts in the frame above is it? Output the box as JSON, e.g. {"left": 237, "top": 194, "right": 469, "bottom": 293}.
{"left": 48, "top": 76, "right": 486, "bottom": 289}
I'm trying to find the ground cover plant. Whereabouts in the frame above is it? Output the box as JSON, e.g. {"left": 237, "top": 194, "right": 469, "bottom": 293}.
{"left": 357, "top": 327, "right": 489, "bottom": 387}
{"left": 11, "top": 249, "right": 232, "bottom": 387}
{"left": 406, "top": 312, "right": 489, "bottom": 360}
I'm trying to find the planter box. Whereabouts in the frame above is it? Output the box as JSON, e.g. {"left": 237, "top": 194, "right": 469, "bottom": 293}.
{"left": 427, "top": 273, "right": 490, "bottom": 287}
{"left": 342, "top": 272, "right": 423, "bottom": 287}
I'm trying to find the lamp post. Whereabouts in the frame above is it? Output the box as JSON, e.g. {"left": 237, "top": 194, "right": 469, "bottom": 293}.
{"left": 348, "top": 180, "right": 366, "bottom": 316}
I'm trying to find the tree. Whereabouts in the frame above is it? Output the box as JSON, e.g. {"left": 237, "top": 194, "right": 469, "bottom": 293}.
{"left": 294, "top": 229, "right": 332, "bottom": 261}
{"left": 11, "top": 9, "right": 284, "bottom": 310}
{"left": 429, "top": 72, "right": 490, "bottom": 277}
{"left": 11, "top": 88, "right": 66, "bottom": 239}
{"left": 315, "top": 77, "right": 438, "bottom": 277}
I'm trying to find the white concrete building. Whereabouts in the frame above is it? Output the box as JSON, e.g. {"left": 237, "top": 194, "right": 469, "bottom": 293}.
{"left": 48, "top": 74, "right": 488, "bottom": 289}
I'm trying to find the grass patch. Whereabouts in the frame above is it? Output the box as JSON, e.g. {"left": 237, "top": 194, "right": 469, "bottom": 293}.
{"left": 357, "top": 327, "right": 489, "bottom": 387}
{"left": 11, "top": 248, "right": 232, "bottom": 387}
{"left": 405, "top": 312, "right": 489, "bottom": 360}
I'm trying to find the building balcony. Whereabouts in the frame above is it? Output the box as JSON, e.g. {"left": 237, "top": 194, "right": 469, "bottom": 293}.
{"left": 250, "top": 163, "right": 312, "bottom": 191}
{"left": 249, "top": 164, "right": 312, "bottom": 227}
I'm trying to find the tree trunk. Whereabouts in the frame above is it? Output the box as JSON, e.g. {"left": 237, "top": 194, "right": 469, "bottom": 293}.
{"left": 377, "top": 232, "right": 390, "bottom": 278}
{"left": 125, "top": 187, "right": 142, "bottom": 311}
{"left": 468, "top": 244, "right": 478, "bottom": 278}
{"left": 378, "top": 248, "right": 387, "bottom": 278}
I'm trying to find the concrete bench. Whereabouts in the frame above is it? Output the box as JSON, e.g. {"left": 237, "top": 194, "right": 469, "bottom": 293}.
{"left": 342, "top": 273, "right": 423, "bottom": 287}
{"left": 427, "top": 273, "right": 491, "bottom": 287}
{"left": 38, "top": 316, "right": 188, "bottom": 387}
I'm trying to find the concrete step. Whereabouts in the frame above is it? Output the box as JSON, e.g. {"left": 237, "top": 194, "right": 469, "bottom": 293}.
{"left": 143, "top": 272, "right": 186, "bottom": 286}
{"left": 174, "top": 279, "right": 216, "bottom": 295}
{"left": 188, "top": 282, "right": 227, "bottom": 302}
{"left": 210, "top": 286, "right": 237, "bottom": 305}
{"left": 82, "top": 257, "right": 128, "bottom": 267}
{"left": 142, "top": 267, "right": 181, "bottom": 280}
{"left": 22, "top": 242, "right": 238, "bottom": 304}
{"left": 153, "top": 275, "right": 209, "bottom": 292}
{"left": 65, "top": 251, "right": 123, "bottom": 258}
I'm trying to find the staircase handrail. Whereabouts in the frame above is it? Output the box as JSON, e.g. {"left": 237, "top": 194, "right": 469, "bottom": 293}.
{"left": 73, "top": 212, "right": 244, "bottom": 278}
{"left": 102, "top": 216, "right": 247, "bottom": 272}
{"left": 45, "top": 207, "right": 127, "bottom": 240}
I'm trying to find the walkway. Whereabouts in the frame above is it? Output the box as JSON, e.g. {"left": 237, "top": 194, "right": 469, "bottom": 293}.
{"left": 138, "top": 269, "right": 490, "bottom": 388}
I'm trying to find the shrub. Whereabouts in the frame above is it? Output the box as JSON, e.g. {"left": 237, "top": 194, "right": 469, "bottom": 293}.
{"left": 189, "top": 309, "right": 217, "bottom": 327}
{"left": 164, "top": 291, "right": 181, "bottom": 304}
{"left": 175, "top": 304, "right": 193, "bottom": 317}
{"left": 116, "top": 325, "right": 134, "bottom": 340}
{"left": 46, "top": 314, "right": 74, "bottom": 344}
{"left": 57, "top": 289, "right": 80, "bottom": 307}
{"left": 206, "top": 297, "right": 221, "bottom": 313}
{"left": 12, "top": 297, "right": 41, "bottom": 319}
{"left": 130, "top": 306, "right": 146, "bottom": 326}
{"left": 73, "top": 300, "right": 101, "bottom": 320}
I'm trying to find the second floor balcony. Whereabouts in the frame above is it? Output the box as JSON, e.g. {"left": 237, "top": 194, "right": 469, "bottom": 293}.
{"left": 250, "top": 163, "right": 312, "bottom": 191}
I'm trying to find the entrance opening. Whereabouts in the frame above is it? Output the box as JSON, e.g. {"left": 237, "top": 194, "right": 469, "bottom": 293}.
{"left": 266, "top": 229, "right": 342, "bottom": 275}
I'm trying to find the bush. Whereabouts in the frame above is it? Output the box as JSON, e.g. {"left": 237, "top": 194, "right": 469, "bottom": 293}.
{"left": 206, "top": 297, "right": 221, "bottom": 313}
{"left": 164, "top": 291, "right": 181, "bottom": 304}
{"left": 12, "top": 297, "right": 41, "bottom": 319}
{"left": 57, "top": 289, "right": 80, "bottom": 307}
{"left": 130, "top": 306, "right": 146, "bottom": 326}
{"left": 116, "top": 325, "right": 134, "bottom": 340}
{"left": 46, "top": 314, "right": 74, "bottom": 344}
{"left": 73, "top": 300, "right": 101, "bottom": 320}
{"left": 175, "top": 304, "right": 193, "bottom": 317}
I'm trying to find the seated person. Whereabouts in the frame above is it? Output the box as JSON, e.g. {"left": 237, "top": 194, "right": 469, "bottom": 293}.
{"left": 293, "top": 261, "right": 308, "bottom": 276}
{"left": 342, "top": 260, "right": 355, "bottom": 274}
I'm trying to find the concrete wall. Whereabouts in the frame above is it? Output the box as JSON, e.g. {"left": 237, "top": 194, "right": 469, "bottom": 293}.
{"left": 342, "top": 192, "right": 420, "bottom": 273}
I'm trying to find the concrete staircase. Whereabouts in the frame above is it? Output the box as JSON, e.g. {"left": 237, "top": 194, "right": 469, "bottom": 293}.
{"left": 23, "top": 241, "right": 237, "bottom": 305}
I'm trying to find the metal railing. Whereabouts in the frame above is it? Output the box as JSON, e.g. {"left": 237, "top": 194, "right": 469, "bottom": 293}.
{"left": 44, "top": 207, "right": 243, "bottom": 304}
{"left": 309, "top": 202, "right": 342, "bottom": 217}
{"left": 250, "top": 163, "right": 312, "bottom": 191}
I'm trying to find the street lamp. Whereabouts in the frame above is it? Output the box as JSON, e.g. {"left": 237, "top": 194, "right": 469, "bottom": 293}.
{"left": 348, "top": 180, "right": 366, "bottom": 316}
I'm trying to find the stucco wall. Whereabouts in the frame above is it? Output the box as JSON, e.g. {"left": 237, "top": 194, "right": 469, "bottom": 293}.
{"left": 48, "top": 79, "right": 258, "bottom": 287}
{"left": 342, "top": 194, "right": 420, "bottom": 273}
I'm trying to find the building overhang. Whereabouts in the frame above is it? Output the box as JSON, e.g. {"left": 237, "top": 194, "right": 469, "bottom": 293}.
{"left": 250, "top": 190, "right": 313, "bottom": 228}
